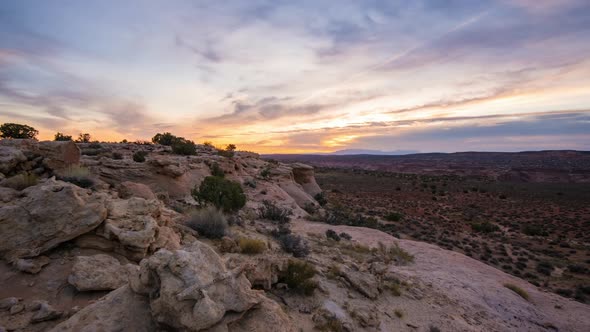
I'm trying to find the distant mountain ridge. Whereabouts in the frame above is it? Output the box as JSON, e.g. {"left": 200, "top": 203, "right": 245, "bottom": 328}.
{"left": 327, "top": 149, "right": 419, "bottom": 155}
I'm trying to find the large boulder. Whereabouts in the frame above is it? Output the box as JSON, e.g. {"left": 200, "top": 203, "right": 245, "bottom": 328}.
{"left": 68, "top": 254, "right": 138, "bottom": 291}
{"left": 38, "top": 141, "right": 80, "bottom": 171}
{"left": 50, "top": 286, "right": 156, "bottom": 332}
{"left": 291, "top": 163, "right": 322, "bottom": 197}
{"left": 96, "top": 197, "right": 163, "bottom": 261}
{"left": 129, "top": 242, "right": 265, "bottom": 331}
{"left": 0, "top": 146, "right": 27, "bottom": 175}
{"left": 117, "top": 181, "right": 156, "bottom": 200}
{"left": 0, "top": 180, "right": 108, "bottom": 261}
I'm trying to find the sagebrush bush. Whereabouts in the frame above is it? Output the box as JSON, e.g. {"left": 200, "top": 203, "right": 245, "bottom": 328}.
{"left": 504, "top": 283, "right": 530, "bottom": 301}
{"left": 314, "top": 192, "right": 327, "bottom": 206}
{"left": 185, "top": 206, "right": 228, "bottom": 239}
{"left": 192, "top": 176, "right": 246, "bottom": 213}
{"left": 279, "top": 260, "right": 317, "bottom": 295}
{"left": 2, "top": 173, "right": 38, "bottom": 190}
{"left": 471, "top": 221, "right": 499, "bottom": 233}
{"left": 258, "top": 200, "right": 292, "bottom": 224}
{"left": 57, "top": 166, "right": 94, "bottom": 188}
{"left": 172, "top": 139, "right": 197, "bottom": 155}
{"left": 385, "top": 212, "right": 403, "bottom": 222}
{"left": 325, "top": 229, "right": 340, "bottom": 241}
{"left": 133, "top": 151, "right": 148, "bottom": 162}
{"left": 278, "top": 234, "right": 310, "bottom": 257}
{"left": 238, "top": 238, "right": 266, "bottom": 254}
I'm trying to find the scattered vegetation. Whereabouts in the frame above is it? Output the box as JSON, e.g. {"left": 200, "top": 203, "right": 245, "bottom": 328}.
{"left": 151, "top": 132, "right": 177, "bottom": 146}
{"left": 76, "top": 133, "right": 91, "bottom": 143}
{"left": 314, "top": 192, "right": 328, "bottom": 206}
{"left": 279, "top": 260, "right": 317, "bottom": 295}
{"left": 133, "top": 150, "right": 148, "bottom": 162}
{"left": 185, "top": 206, "right": 228, "bottom": 239}
{"left": 171, "top": 139, "right": 196, "bottom": 155}
{"left": 339, "top": 232, "right": 352, "bottom": 240}
{"left": 56, "top": 166, "right": 94, "bottom": 188}
{"left": 192, "top": 176, "right": 246, "bottom": 213}
{"left": 54, "top": 132, "right": 72, "bottom": 141}
{"left": 471, "top": 221, "right": 500, "bottom": 234}
{"left": 2, "top": 173, "right": 38, "bottom": 190}
{"left": 258, "top": 200, "right": 292, "bottom": 224}
{"left": 325, "top": 229, "right": 341, "bottom": 241}
{"left": 238, "top": 238, "right": 267, "bottom": 254}
{"left": 260, "top": 167, "right": 272, "bottom": 179}
{"left": 522, "top": 224, "right": 548, "bottom": 237}
{"left": 278, "top": 234, "right": 310, "bottom": 258}
{"left": 218, "top": 144, "right": 237, "bottom": 158}
{"left": 210, "top": 162, "right": 225, "bottom": 177}
{"left": 376, "top": 242, "right": 415, "bottom": 265}
{"left": 112, "top": 152, "right": 124, "bottom": 160}
{"left": 384, "top": 212, "right": 403, "bottom": 222}
{"left": 504, "top": 283, "right": 530, "bottom": 301}
{"left": 0, "top": 123, "right": 38, "bottom": 139}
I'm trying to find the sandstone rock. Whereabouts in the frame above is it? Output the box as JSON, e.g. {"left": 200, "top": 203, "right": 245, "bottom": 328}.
{"left": 68, "top": 254, "right": 137, "bottom": 291}
{"left": 291, "top": 163, "right": 322, "bottom": 197}
{"left": 0, "top": 146, "right": 27, "bottom": 175}
{"left": 38, "top": 141, "right": 80, "bottom": 171}
{"left": 313, "top": 300, "right": 353, "bottom": 332}
{"left": 96, "top": 197, "right": 162, "bottom": 261}
{"left": 9, "top": 304, "right": 24, "bottom": 315}
{"left": 0, "top": 180, "right": 108, "bottom": 260}
{"left": 118, "top": 181, "right": 156, "bottom": 200}
{"left": 226, "top": 255, "right": 288, "bottom": 290}
{"left": 150, "top": 226, "right": 181, "bottom": 252}
{"left": 0, "top": 297, "right": 19, "bottom": 311}
{"left": 14, "top": 256, "right": 50, "bottom": 274}
{"left": 0, "top": 187, "right": 18, "bottom": 203}
{"left": 219, "top": 236, "right": 239, "bottom": 253}
{"left": 341, "top": 268, "right": 380, "bottom": 299}
{"left": 50, "top": 286, "right": 156, "bottom": 332}
{"left": 350, "top": 306, "right": 380, "bottom": 327}
{"left": 130, "top": 242, "right": 264, "bottom": 331}
{"left": 226, "top": 297, "right": 295, "bottom": 332}
{"left": 31, "top": 302, "right": 62, "bottom": 323}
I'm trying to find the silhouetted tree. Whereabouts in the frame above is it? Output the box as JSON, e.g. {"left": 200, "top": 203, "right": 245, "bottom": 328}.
{"left": 76, "top": 133, "right": 91, "bottom": 143}
{"left": 0, "top": 123, "right": 38, "bottom": 139}
{"left": 54, "top": 132, "right": 72, "bottom": 141}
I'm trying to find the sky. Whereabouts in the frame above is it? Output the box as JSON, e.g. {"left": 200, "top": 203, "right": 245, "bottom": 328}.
{"left": 0, "top": 0, "right": 589, "bottom": 153}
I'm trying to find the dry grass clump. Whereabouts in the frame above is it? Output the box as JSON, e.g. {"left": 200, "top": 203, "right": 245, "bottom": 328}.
{"left": 2, "top": 172, "right": 38, "bottom": 190}
{"left": 238, "top": 238, "right": 266, "bottom": 254}
{"left": 504, "top": 283, "right": 530, "bottom": 301}
{"left": 376, "top": 242, "right": 415, "bottom": 265}
{"left": 185, "top": 206, "right": 228, "bottom": 239}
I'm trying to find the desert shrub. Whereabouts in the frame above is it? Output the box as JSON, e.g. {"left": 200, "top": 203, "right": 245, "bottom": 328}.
{"left": 172, "top": 139, "right": 197, "bottom": 155}
{"left": 504, "top": 283, "right": 529, "bottom": 301}
{"left": 88, "top": 142, "right": 102, "bottom": 149}
{"left": 325, "top": 229, "right": 340, "bottom": 241}
{"left": 244, "top": 179, "right": 257, "bottom": 188}
{"left": 394, "top": 309, "right": 404, "bottom": 318}
{"left": 568, "top": 264, "right": 589, "bottom": 274}
{"left": 314, "top": 192, "right": 328, "bottom": 206}
{"left": 210, "top": 162, "right": 225, "bottom": 177}
{"left": 203, "top": 141, "right": 214, "bottom": 148}
{"left": 57, "top": 166, "right": 94, "bottom": 188}
{"left": 258, "top": 200, "right": 292, "bottom": 224}
{"left": 260, "top": 167, "right": 271, "bottom": 179}
{"left": 471, "top": 221, "right": 500, "bottom": 233}
{"left": 133, "top": 150, "right": 148, "bottom": 162}
{"left": 238, "top": 238, "right": 266, "bottom": 254}
{"left": 522, "top": 224, "right": 548, "bottom": 237}
{"left": 151, "top": 132, "right": 178, "bottom": 146}
{"left": 279, "top": 260, "right": 317, "bottom": 295}
{"left": 218, "top": 144, "right": 236, "bottom": 158}
{"left": 323, "top": 207, "right": 379, "bottom": 229}
{"left": 384, "top": 212, "right": 403, "bottom": 222}
{"left": 536, "top": 261, "right": 554, "bottom": 276}
{"left": 339, "top": 232, "right": 352, "bottom": 240}
{"left": 303, "top": 202, "right": 318, "bottom": 215}
{"left": 2, "top": 173, "right": 38, "bottom": 190}
{"left": 192, "top": 176, "right": 246, "bottom": 213}
{"left": 54, "top": 132, "right": 72, "bottom": 141}
{"left": 377, "top": 242, "right": 414, "bottom": 265}
{"left": 185, "top": 206, "right": 227, "bottom": 239}
{"left": 76, "top": 133, "right": 91, "bottom": 143}
{"left": 278, "top": 234, "right": 310, "bottom": 257}
{"left": 383, "top": 279, "right": 402, "bottom": 296}
{"left": 112, "top": 152, "right": 124, "bottom": 160}
{"left": 0, "top": 123, "right": 38, "bottom": 139}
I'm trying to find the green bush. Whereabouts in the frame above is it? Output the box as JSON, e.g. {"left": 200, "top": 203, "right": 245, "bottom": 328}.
{"left": 258, "top": 200, "right": 292, "bottom": 224}
{"left": 504, "top": 283, "right": 530, "bottom": 301}
{"left": 536, "top": 261, "right": 554, "bottom": 276}
{"left": 522, "top": 224, "right": 547, "bottom": 237}
{"left": 172, "top": 139, "right": 196, "bottom": 155}
{"left": 314, "top": 192, "right": 328, "bottom": 206}
{"left": 54, "top": 132, "right": 72, "bottom": 141}
{"left": 76, "top": 133, "right": 91, "bottom": 143}
{"left": 133, "top": 151, "right": 148, "bottom": 162}
{"left": 471, "top": 222, "right": 500, "bottom": 233}
{"left": 238, "top": 238, "right": 266, "bottom": 254}
{"left": 2, "top": 173, "right": 38, "bottom": 190}
{"left": 57, "top": 166, "right": 94, "bottom": 188}
{"left": 218, "top": 144, "right": 236, "bottom": 158}
{"left": 260, "top": 167, "right": 271, "bottom": 179}
{"left": 210, "top": 162, "right": 225, "bottom": 177}
{"left": 0, "top": 123, "right": 38, "bottom": 139}
{"left": 152, "top": 132, "right": 178, "bottom": 146}
{"left": 185, "top": 206, "right": 227, "bottom": 239}
{"left": 325, "top": 229, "right": 340, "bottom": 241}
{"left": 384, "top": 212, "right": 403, "bottom": 222}
{"left": 192, "top": 176, "right": 246, "bottom": 213}
{"left": 279, "top": 260, "right": 317, "bottom": 295}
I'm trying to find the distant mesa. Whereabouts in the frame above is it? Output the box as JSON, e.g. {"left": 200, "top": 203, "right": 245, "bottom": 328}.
{"left": 327, "top": 149, "right": 419, "bottom": 155}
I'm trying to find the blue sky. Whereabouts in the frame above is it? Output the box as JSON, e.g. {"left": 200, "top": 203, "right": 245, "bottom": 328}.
{"left": 1, "top": 0, "right": 589, "bottom": 152}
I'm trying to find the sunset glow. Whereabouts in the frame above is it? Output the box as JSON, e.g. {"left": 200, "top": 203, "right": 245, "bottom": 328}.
{"left": 1, "top": 0, "right": 589, "bottom": 153}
